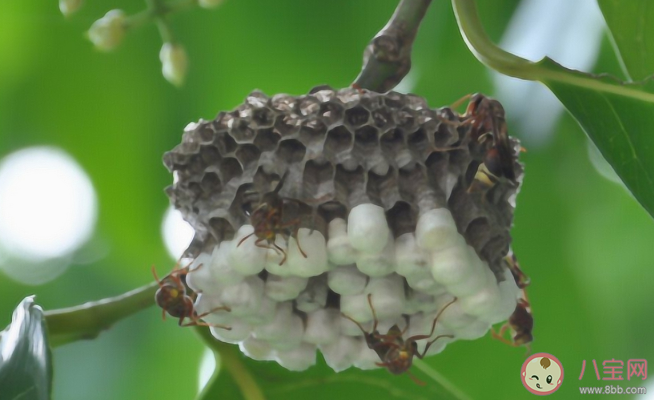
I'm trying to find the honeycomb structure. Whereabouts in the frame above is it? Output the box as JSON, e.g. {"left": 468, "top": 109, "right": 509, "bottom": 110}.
{"left": 163, "top": 86, "right": 525, "bottom": 372}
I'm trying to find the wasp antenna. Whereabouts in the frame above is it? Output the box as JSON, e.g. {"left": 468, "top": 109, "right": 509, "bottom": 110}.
{"left": 273, "top": 170, "right": 290, "bottom": 194}
{"left": 341, "top": 312, "right": 368, "bottom": 334}
{"left": 366, "top": 293, "right": 380, "bottom": 332}
{"left": 406, "top": 369, "right": 426, "bottom": 386}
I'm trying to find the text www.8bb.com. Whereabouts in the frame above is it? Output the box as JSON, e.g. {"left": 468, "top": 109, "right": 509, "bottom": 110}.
{"left": 579, "top": 385, "right": 646, "bottom": 394}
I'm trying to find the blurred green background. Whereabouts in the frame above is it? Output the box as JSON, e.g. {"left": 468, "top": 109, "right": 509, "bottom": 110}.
{"left": 1, "top": 0, "right": 653, "bottom": 399}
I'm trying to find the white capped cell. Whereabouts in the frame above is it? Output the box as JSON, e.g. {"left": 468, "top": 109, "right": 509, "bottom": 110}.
{"left": 228, "top": 225, "right": 266, "bottom": 275}
{"left": 340, "top": 293, "right": 374, "bottom": 326}
{"left": 394, "top": 233, "right": 431, "bottom": 277}
{"left": 365, "top": 275, "right": 406, "bottom": 321}
{"left": 327, "top": 218, "right": 358, "bottom": 265}
{"left": 263, "top": 236, "right": 291, "bottom": 276}
{"left": 347, "top": 204, "right": 390, "bottom": 254}
{"left": 327, "top": 264, "right": 368, "bottom": 296}
{"left": 303, "top": 308, "right": 341, "bottom": 345}
{"left": 415, "top": 208, "right": 459, "bottom": 251}
{"left": 274, "top": 343, "right": 316, "bottom": 371}
{"left": 405, "top": 270, "right": 442, "bottom": 294}
{"left": 264, "top": 274, "right": 308, "bottom": 301}
{"left": 210, "top": 320, "right": 251, "bottom": 343}
{"left": 408, "top": 312, "right": 455, "bottom": 356}
{"left": 340, "top": 313, "right": 372, "bottom": 337}
{"left": 404, "top": 290, "right": 434, "bottom": 314}
{"left": 185, "top": 252, "right": 216, "bottom": 293}
{"left": 319, "top": 335, "right": 359, "bottom": 372}
{"left": 460, "top": 282, "right": 502, "bottom": 318}
{"left": 242, "top": 296, "right": 277, "bottom": 326}
{"left": 446, "top": 256, "right": 492, "bottom": 298}
{"left": 433, "top": 296, "right": 472, "bottom": 330}
{"left": 252, "top": 302, "right": 295, "bottom": 342}
{"left": 355, "top": 231, "right": 395, "bottom": 277}
{"left": 194, "top": 293, "right": 233, "bottom": 326}
{"left": 268, "top": 314, "right": 304, "bottom": 351}
{"left": 431, "top": 239, "right": 474, "bottom": 286}
{"left": 295, "top": 278, "right": 328, "bottom": 313}
{"left": 286, "top": 229, "right": 329, "bottom": 277}
{"left": 480, "top": 269, "right": 521, "bottom": 324}
{"left": 239, "top": 337, "right": 274, "bottom": 361}
{"left": 209, "top": 241, "right": 246, "bottom": 286}
{"left": 456, "top": 319, "right": 490, "bottom": 340}
{"left": 219, "top": 276, "right": 264, "bottom": 317}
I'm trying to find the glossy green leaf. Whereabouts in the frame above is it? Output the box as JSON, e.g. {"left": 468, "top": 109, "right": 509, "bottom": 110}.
{"left": 537, "top": 60, "right": 654, "bottom": 217}
{"left": 597, "top": 0, "right": 654, "bottom": 80}
{"left": 0, "top": 296, "right": 53, "bottom": 400}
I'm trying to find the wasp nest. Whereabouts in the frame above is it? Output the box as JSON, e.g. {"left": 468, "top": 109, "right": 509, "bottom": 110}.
{"left": 163, "top": 86, "right": 524, "bottom": 372}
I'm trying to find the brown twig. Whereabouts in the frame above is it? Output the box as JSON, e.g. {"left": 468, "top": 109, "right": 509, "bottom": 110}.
{"left": 353, "top": 0, "right": 432, "bottom": 93}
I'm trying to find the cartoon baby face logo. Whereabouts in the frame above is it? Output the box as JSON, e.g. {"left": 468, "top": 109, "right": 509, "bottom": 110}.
{"left": 521, "top": 353, "right": 564, "bottom": 395}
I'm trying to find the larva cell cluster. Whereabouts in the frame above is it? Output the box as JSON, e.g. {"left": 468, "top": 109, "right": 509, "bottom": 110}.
{"left": 163, "top": 86, "right": 527, "bottom": 373}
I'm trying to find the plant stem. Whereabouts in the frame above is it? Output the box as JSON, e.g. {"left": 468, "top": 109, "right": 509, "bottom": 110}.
{"left": 413, "top": 359, "right": 473, "bottom": 400}
{"left": 353, "top": 0, "right": 432, "bottom": 93}
{"left": 196, "top": 327, "right": 267, "bottom": 400}
{"left": 128, "top": 0, "right": 197, "bottom": 40}
{"left": 451, "top": 0, "right": 654, "bottom": 102}
{"left": 450, "top": 0, "right": 533, "bottom": 79}
{"left": 44, "top": 282, "right": 158, "bottom": 347}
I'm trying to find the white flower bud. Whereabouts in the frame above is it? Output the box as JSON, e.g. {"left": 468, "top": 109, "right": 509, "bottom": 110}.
{"left": 87, "top": 10, "right": 126, "bottom": 52}
{"left": 198, "top": 0, "right": 225, "bottom": 9}
{"left": 59, "top": 0, "right": 83, "bottom": 17}
{"left": 160, "top": 42, "right": 189, "bottom": 87}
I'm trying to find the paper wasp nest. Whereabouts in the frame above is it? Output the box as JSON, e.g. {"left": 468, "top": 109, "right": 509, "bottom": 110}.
{"left": 163, "top": 86, "right": 524, "bottom": 372}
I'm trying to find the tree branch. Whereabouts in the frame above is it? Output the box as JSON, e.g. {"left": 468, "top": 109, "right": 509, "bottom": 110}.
{"left": 353, "top": 0, "right": 432, "bottom": 93}
{"left": 44, "top": 282, "right": 158, "bottom": 347}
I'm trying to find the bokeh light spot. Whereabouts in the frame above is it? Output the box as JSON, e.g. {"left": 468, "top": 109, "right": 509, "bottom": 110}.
{"left": 198, "top": 348, "right": 216, "bottom": 393}
{"left": 162, "top": 205, "right": 194, "bottom": 259}
{"left": 0, "top": 147, "right": 97, "bottom": 262}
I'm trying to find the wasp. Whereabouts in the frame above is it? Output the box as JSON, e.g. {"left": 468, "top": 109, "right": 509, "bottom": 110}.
{"left": 342, "top": 294, "right": 457, "bottom": 384}
{"left": 238, "top": 173, "right": 308, "bottom": 265}
{"left": 450, "top": 93, "right": 521, "bottom": 194}
{"left": 152, "top": 261, "right": 231, "bottom": 329}
{"left": 491, "top": 297, "right": 533, "bottom": 353}
{"left": 504, "top": 250, "right": 530, "bottom": 289}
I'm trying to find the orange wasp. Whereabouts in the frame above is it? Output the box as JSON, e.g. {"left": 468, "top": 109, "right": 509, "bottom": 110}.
{"left": 505, "top": 251, "right": 530, "bottom": 289}
{"left": 152, "top": 261, "right": 231, "bottom": 329}
{"left": 492, "top": 252, "right": 533, "bottom": 351}
{"left": 342, "top": 294, "right": 457, "bottom": 384}
{"left": 238, "top": 173, "right": 307, "bottom": 265}
{"left": 492, "top": 297, "right": 533, "bottom": 354}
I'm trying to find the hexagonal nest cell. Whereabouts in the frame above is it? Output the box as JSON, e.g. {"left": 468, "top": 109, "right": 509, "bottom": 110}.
{"left": 163, "top": 86, "right": 527, "bottom": 373}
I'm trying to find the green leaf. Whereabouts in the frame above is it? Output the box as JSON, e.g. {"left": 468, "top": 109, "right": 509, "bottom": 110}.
{"left": 536, "top": 60, "right": 654, "bottom": 217}
{"left": 195, "top": 328, "right": 465, "bottom": 400}
{"left": 452, "top": 0, "right": 654, "bottom": 218}
{"left": 196, "top": 351, "right": 245, "bottom": 400}
{"left": 0, "top": 296, "right": 53, "bottom": 400}
{"left": 597, "top": 0, "right": 654, "bottom": 80}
